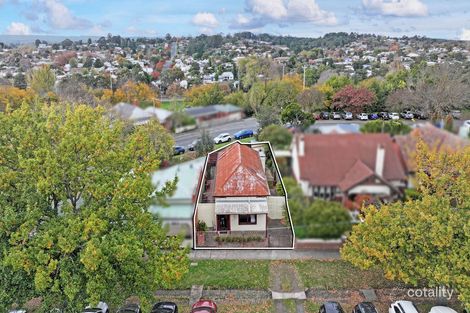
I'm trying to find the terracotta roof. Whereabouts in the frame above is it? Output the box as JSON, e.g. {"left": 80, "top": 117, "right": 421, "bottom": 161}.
{"left": 294, "top": 133, "right": 407, "bottom": 191}
{"left": 395, "top": 123, "right": 470, "bottom": 172}
{"left": 214, "top": 143, "right": 270, "bottom": 197}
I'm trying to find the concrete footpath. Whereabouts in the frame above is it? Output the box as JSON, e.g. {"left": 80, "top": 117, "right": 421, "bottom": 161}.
{"left": 189, "top": 249, "right": 340, "bottom": 260}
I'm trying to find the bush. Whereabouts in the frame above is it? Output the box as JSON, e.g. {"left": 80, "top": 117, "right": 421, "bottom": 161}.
{"left": 258, "top": 124, "right": 293, "bottom": 150}
{"left": 297, "top": 200, "right": 352, "bottom": 239}
{"left": 360, "top": 120, "right": 411, "bottom": 136}
{"left": 197, "top": 220, "right": 207, "bottom": 231}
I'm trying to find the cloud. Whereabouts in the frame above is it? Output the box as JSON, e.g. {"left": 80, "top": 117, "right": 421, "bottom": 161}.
{"left": 4, "top": 22, "right": 32, "bottom": 35}
{"left": 461, "top": 28, "right": 470, "bottom": 41}
{"left": 192, "top": 12, "right": 219, "bottom": 28}
{"left": 232, "top": 0, "right": 337, "bottom": 29}
{"left": 362, "top": 0, "right": 428, "bottom": 17}
{"left": 39, "top": 0, "right": 92, "bottom": 29}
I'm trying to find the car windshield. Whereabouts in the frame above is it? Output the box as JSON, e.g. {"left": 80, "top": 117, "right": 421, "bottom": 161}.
{"left": 192, "top": 307, "right": 215, "bottom": 313}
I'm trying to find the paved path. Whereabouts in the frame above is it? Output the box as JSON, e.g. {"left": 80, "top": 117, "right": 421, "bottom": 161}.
{"left": 189, "top": 249, "right": 340, "bottom": 260}
{"left": 269, "top": 261, "right": 306, "bottom": 313}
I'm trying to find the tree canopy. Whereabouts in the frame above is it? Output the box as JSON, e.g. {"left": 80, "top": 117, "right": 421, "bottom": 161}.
{"left": 341, "top": 141, "right": 470, "bottom": 308}
{"left": 0, "top": 103, "right": 188, "bottom": 311}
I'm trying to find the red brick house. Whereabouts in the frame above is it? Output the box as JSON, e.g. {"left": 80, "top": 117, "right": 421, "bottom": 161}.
{"left": 291, "top": 133, "right": 408, "bottom": 210}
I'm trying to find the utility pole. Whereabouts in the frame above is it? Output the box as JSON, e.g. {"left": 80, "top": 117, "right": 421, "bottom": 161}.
{"left": 282, "top": 64, "right": 285, "bottom": 79}
{"left": 303, "top": 66, "right": 306, "bottom": 89}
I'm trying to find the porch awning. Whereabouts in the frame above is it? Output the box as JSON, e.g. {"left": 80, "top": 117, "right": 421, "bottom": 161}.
{"left": 215, "top": 197, "right": 269, "bottom": 215}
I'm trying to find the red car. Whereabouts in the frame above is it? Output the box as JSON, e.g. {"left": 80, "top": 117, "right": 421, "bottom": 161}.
{"left": 191, "top": 300, "right": 217, "bottom": 313}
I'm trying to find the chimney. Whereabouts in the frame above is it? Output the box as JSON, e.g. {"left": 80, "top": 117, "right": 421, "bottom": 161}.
{"left": 299, "top": 135, "right": 305, "bottom": 157}
{"left": 375, "top": 144, "right": 385, "bottom": 177}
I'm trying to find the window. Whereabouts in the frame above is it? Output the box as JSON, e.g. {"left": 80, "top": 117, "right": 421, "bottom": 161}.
{"left": 239, "top": 214, "right": 257, "bottom": 225}
{"left": 394, "top": 306, "right": 402, "bottom": 313}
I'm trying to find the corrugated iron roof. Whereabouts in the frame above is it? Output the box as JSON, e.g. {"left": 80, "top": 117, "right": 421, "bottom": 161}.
{"left": 214, "top": 143, "right": 270, "bottom": 197}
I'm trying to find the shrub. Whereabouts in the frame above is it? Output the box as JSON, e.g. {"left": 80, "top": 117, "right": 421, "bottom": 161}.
{"left": 258, "top": 124, "right": 293, "bottom": 150}
{"left": 197, "top": 220, "right": 207, "bottom": 231}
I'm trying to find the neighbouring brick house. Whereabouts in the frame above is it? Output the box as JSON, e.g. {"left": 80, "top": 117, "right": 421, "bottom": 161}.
{"left": 291, "top": 133, "right": 408, "bottom": 210}
{"left": 193, "top": 141, "right": 294, "bottom": 249}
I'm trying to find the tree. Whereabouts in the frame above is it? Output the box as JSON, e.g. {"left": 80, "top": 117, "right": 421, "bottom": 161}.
{"left": 0, "top": 86, "right": 36, "bottom": 111}
{"left": 297, "top": 88, "right": 325, "bottom": 113}
{"left": 27, "top": 65, "right": 56, "bottom": 96}
{"left": 13, "top": 72, "right": 27, "bottom": 89}
{"left": 237, "top": 56, "right": 280, "bottom": 88}
{"left": 360, "top": 120, "right": 411, "bottom": 136}
{"left": 94, "top": 58, "right": 104, "bottom": 68}
{"left": 256, "top": 105, "right": 281, "bottom": 129}
{"left": 118, "top": 81, "right": 158, "bottom": 106}
{"left": 280, "top": 102, "right": 314, "bottom": 129}
{"left": 298, "top": 200, "right": 352, "bottom": 239}
{"left": 341, "top": 142, "right": 470, "bottom": 308}
{"left": 332, "top": 85, "right": 376, "bottom": 114}
{"left": 184, "top": 84, "right": 229, "bottom": 107}
{"left": 258, "top": 124, "right": 293, "bottom": 149}
{"left": 56, "top": 77, "right": 96, "bottom": 106}
{"left": 281, "top": 177, "right": 308, "bottom": 227}
{"left": 195, "top": 129, "right": 214, "bottom": 157}
{"left": 0, "top": 103, "right": 188, "bottom": 311}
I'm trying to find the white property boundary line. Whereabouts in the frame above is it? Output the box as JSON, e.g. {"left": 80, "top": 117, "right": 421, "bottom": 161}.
{"left": 192, "top": 140, "right": 296, "bottom": 250}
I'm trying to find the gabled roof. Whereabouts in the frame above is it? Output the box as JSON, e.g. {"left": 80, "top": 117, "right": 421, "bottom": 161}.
{"left": 294, "top": 133, "right": 407, "bottom": 190}
{"left": 214, "top": 143, "right": 270, "bottom": 197}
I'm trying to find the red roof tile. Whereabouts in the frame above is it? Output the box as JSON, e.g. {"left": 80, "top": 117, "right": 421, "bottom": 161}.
{"left": 294, "top": 133, "right": 407, "bottom": 190}
{"left": 214, "top": 143, "right": 270, "bottom": 197}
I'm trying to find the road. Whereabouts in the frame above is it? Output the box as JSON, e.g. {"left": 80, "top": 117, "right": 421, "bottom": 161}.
{"left": 173, "top": 117, "right": 466, "bottom": 147}
{"left": 174, "top": 117, "right": 259, "bottom": 147}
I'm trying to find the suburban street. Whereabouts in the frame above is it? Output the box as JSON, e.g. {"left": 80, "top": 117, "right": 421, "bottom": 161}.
{"left": 174, "top": 117, "right": 259, "bottom": 146}
{"left": 173, "top": 117, "right": 466, "bottom": 147}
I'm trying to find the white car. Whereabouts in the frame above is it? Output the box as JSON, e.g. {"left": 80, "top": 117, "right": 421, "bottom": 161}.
{"left": 458, "top": 120, "right": 470, "bottom": 138}
{"left": 429, "top": 307, "right": 458, "bottom": 313}
{"left": 213, "top": 133, "right": 232, "bottom": 144}
{"left": 390, "top": 112, "right": 400, "bottom": 120}
{"left": 357, "top": 113, "right": 368, "bottom": 121}
{"left": 84, "top": 302, "right": 109, "bottom": 313}
{"left": 389, "top": 301, "right": 419, "bottom": 313}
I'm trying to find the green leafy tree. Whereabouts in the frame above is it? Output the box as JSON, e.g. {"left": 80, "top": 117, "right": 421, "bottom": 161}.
{"left": 341, "top": 142, "right": 470, "bottom": 308}
{"left": 281, "top": 177, "right": 308, "bottom": 227}
{"left": 13, "top": 72, "right": 27, "bottom": 89}
{"left": 281, "top": 103, "right": 314, "bottom": 129}
{"left": 0, "top": 103, "right": 189, "bottom": 311}
{"left": 195, "top": 129, "right": 215, "bottom": 157}
{"left": 27, "top": 65, "right": 56, "bottom": 96}
{"left": 258, "top": 124, "right": 293, "bottom": 149}
{"left": 298, "top": 200, "right": 352, "bottom": 239}
{"left": 360, "top": 120, "right": 411, "bottom": 136}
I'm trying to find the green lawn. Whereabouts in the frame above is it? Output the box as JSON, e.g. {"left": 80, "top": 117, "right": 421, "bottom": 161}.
{"left": 161, "top": 99, "right": 188, "bottom": 112}
{"left": 215, "top": 136, "right": 255, "bottom": 150}
{"left": 294, "top": 260, "right": 403, "bottom": 289}
{"left": 170, "top": 260, "right": 270, "bottom": 290}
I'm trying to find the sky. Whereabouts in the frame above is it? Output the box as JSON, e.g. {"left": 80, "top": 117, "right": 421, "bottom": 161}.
{"left": 0, "top": 0, "right": 470, "bottom": 40}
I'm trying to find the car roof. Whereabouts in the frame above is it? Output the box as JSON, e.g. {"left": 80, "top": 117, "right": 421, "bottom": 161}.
{"left": 323, "top": 301, "right": 344, "bottom": 313}
{"left": 394, "top": 301, "right": 418, "bottom": 313}
{"left": 430, "top": 307, "right": 458, "bottom": 313}
{"left": 356, "top": 302, "right": 377, "bottom": 313}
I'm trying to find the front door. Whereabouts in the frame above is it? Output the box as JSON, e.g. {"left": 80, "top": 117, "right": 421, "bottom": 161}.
{"left": 217, "top": 215, "right": 230, "bottom": 232}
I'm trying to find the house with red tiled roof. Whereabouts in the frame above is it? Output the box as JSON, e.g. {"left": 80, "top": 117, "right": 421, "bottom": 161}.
{"left": 291, "top": 133, "right": 408, "bottom": 210}
{"left": 193, "top": 141, "right": 294, "bottom": 249}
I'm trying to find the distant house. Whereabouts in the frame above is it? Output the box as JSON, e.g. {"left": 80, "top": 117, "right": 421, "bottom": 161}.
{"left": 111, "top": 102, "right": 173, "bottom": 129}
{"left": 193, "top": 141, "right": 294, "bottom": 249}
{"left": 291, "top": 133, "right": 408, "bottom": 210}
{"left": 144, "top": 107, "right": 173, "bottom": 130}
{"left": 185, "top": 104, "right": 243, "bottom": 127}
{"left": 149, "top": 157, "right": 206, "bottom": 239}
{"left": 218, "top": 71, "right": 234, "bottom": 81}
{"left": 395, "top": 123, "right": 469, "bottom": 173}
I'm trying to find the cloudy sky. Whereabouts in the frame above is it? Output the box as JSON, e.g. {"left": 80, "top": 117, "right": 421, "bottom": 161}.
{"left": 1, "top": 0, "right": 470, "bottom": 40}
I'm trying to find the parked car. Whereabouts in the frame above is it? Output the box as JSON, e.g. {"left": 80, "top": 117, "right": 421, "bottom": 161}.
{"left": 368, "top": 113, "right": 379, "bottom": 120}
{"left": 353, "top": 302, "right": 379, "bottom": 313}
{"left": 413, "top": 111, "right": 428, "bottom": 120}
{"left": 342, "top": 111, "right": 353, "bottom": 120}
{"left": 319, "top": 112, "right": 330, "bottom": 120}
{"left": 319, "top": 302, "right": 345, "bottom": 313}
{"left": 233, "top": 129, "right": 254, "bottom": 140}
{"left": 390, "top": 112, "right": 400, "bottom": 120}
{"left": 429, "top": 306, "right": 458, "bottom": 313}
{"left": 117, "top": 304, "right": 142, "bottom": 313}
{"left": 191, "top": 300, "right": 217, "bottom": 313}
{"left": 151, "top": 302, "right": 178, "bottom": 313}
{"left": 83, "top": 302, "right": 109, "bottom": 313}
{"left": 173, "top": 146, "right": 185, "bottom": 155}
{"left": 450, "top": 110, "right": 462, "bottom": 119}
{"left": 356, "top": 113, "right": 369, "bottom": 121}
{"left": 188, "top": 139, "right": 200, "bottom": 151}
{"left": 378, "top": 112, "right": 390, "bottom": 120}
{"left": 332, "top": 112, "right": 341, "bottom": 120}
{"left": 389, "top": 301, "right": 419, "bottom": 313}
{"left": 213, "top": 133, "right": 232, "bottom": 144}
{"left": 400, "top": 111, "right": 414, "bottom": 119}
